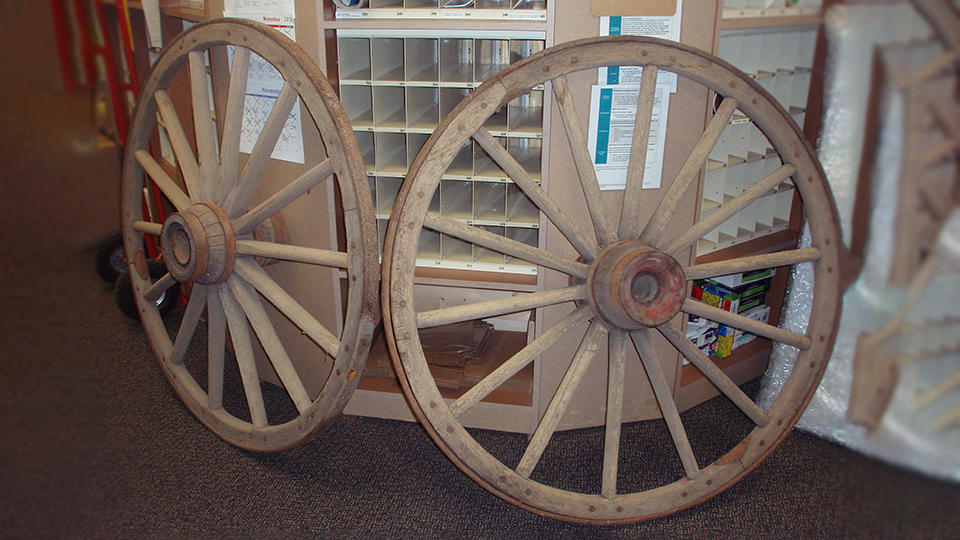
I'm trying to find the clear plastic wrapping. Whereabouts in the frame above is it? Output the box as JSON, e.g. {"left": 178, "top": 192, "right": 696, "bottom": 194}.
{"left": 758, "top": 2, "right": 960, "bottom": 482}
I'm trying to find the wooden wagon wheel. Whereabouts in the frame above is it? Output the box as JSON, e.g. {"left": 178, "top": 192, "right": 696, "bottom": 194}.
{"left": 382, "top": 36, "right": 842, "bottom": 523}
{"left": 120, "top": 20, "right": 379, "bottom": 451}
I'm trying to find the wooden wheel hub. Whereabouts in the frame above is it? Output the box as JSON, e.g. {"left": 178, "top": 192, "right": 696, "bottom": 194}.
{"left": 587, "top": 241, "right": 685, "bottom": 329}
{"left": 160, "top": 203, "right": 235, "bottom": 284}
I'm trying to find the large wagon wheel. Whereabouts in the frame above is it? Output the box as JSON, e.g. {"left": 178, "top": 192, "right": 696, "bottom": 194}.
{"left": 120, "top": 20, "right": 379, "bottom": 451}
{"left": 382, "top": 36, "right": 842, "bottom": 523}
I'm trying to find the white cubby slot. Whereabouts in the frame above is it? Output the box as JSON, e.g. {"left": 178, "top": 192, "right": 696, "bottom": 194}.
{"left": 440, "top": 38, "right": 474, "bottom": 83}
{"left": 338, "top": 37, "right": 371, "bottom": 81}
{"left": 372, "top": 38, "right": 405, "bottom": 82}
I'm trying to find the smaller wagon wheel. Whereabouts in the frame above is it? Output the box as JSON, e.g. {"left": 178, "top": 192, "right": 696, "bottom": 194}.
{"left": 120, "top": 20, "right": 378, "bottom": 451}
{"left": 382, "top": 36, "right": 842, "bottom": 523}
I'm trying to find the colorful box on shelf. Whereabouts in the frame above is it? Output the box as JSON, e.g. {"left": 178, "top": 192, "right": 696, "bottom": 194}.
{"left": 733, "top": 303, "right": 771, "bottom": 350}
{"left": 713, "top": 303, "right": 772, "bottom": 358}
{"left": 685, "top": 321, "right": 719, "bottom": 365}
{"left": 710, "top": 266, "right": 775, "bottom": 288}
{"left": 691, "top": 276, "right": 771, "bottom": 315}
{"left": 712, "top": 324, "right": 737, "bottom": 359}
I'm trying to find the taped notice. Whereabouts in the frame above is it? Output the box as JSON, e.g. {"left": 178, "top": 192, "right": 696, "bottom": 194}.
{"left": 225, "top": 0, "right": 295, "bottom": 15}
{"left": 587, "top": 83, "right": 671, "bottom": 191}
{"left": 223, "top": 8, "right": 304, "bottom": 164}
{"left": 597, "top": 0, "right": 682, "bottom": 93}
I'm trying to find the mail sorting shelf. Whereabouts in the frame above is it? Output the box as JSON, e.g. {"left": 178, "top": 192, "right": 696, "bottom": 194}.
{"left": 334, "top": 0, "right": 548, "bottom": 21}
{"left": 693, "top": 25, "right": 818, "bottom": 255}
{"left": 337, "top": 29, "right": 546, "bottom": 274}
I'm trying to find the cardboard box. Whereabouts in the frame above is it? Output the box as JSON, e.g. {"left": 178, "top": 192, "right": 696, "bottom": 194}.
{"left": 685, "top": 322, "right": 717, "bottom": 365}
{"left": 712, "top": 325, "right": 736, "bottom": 358}
{"left": 591, "top": 0, "right": 677, "bottom": 16}
{"left": 691, "top": 278, "right": 771, "bottom": 315}
{"left": 710, "top": 267, "right": 776, "bottom": 289}
{"left": 732, "top": 304, "right": 771, "bottom": 350}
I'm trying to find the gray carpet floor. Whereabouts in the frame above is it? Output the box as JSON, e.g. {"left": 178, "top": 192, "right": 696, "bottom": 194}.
{"left": 1, "top": 2, "right": 958, "bottom": 537}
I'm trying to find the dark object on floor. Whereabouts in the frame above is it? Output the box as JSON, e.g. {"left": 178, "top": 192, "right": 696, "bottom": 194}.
{"left": 94, "top": 230, "right": 125, "bottom": 283}
{"left": 113, "top": 259, "right": 179, "bottom": 320}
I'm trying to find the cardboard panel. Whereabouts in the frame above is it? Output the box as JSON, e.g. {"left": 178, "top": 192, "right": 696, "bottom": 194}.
{"left": 591, "top": 0, "right": 677, "bottom": 16}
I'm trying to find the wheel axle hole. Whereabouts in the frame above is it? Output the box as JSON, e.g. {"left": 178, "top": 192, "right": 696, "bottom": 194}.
{"left": 630, "top": 273, "right": 660, "bottom": 304}
{"left": 170, "top": 227, "right": 192, "bottom": 265}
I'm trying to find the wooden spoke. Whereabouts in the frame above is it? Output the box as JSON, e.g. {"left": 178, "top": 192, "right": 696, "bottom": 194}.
{"left": 918, "top": 137, "right": 960, "bottom": 169}
{"left": 188, "top": 50, "right": 219, "bottom": 202}
{"left": 618, "top": 65, "right": 660, "bottom": 241}
{"left": 135, "top": 150, "right": 192, "bottom": 211}
{"left": 206, "top": 284, "right": 226, "bottom": 410}
{"left": 516, "top": 321, "right": 607, "bottom": 478}
{"left": 218, "top": 46, "right": 251, "bottom": 203}
{"left": 220, "top": 285, "right": 268, "bottom": 427}
{"left": 232, "top": 158, "right": 334, "bottom": 235}
{"left": 661, "top": 164, "right": 797, "bottom": 254}
{"left": 154, "top": 89, "right": 204, "bottom": 199}
{"left": 640, "top": 97, "right": 738, "bottom": 246}
{"left": 224, "top": 83, "right": 297, "bottom": 216}
{"left": 682, "top": 298, "right": 812, "bottom": 350}
{"left": 423, "top": 213, "right": 590, "bottom": 278}
{"left": 684, "top": 248, "right": 821, "bottom": 281}
{"left": 473, "top": 127, "right": 599, "bottom": 260}
{"left": 907, "top": 49, "right": 960, "bottom": 88}
{"left": 658, "top": 324, "right": 768, "bottom": 426}
{"left": 143, "top": 272, "right": 176, "bottom": 303}
{"left": 929, "top": 98, "right": 960, "bottom": 139}
{"left": 916, "top": 370, "right": 960, "bottom": 410}
{"left": 449, "top": 306, "right": 594, "bottom": 417}
{"left": 133, "top": 220, "right": 162, "bottom": 235}
{"left": 933, "top": 402, "right": 960, "bottom": 431}
{"left": 630, "top": 329, "right": 699, "bottom": 479}
{"left": 235, "top": 239, "right": 349, "bottom": 268}
{"left": 917, "top": 180, "right": 954, "bottom": 221}
{"left": 416, "top": 285, "right": 586, "bottom": 330}
{"left": 227, "top": 276, "right": 313, "bottom": 413}
{"left": 552, "top": 76, "right": 617, "bottom": 247}
{"left": 601, "top": 329, "right": 628, "bottom": 499}
{"left": 169, "top": 284, "right": 207, "bottom": 366}
{"left": 233, "top": 258, "right": 340, "bottom": 358}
